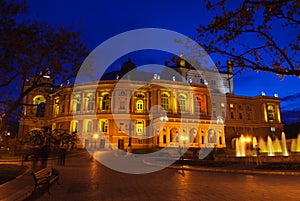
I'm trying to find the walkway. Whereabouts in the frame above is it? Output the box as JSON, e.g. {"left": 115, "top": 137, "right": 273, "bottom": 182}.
{"left": 1, "top": 150, "right": 300, "bottom": 201}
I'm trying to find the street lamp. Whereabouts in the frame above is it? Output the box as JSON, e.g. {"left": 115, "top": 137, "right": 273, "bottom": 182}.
{"left": 93, "top": 133, "right": 99, "bottom": 149}
{"left": 180, "top": 134, "right": 188, "bottom": 147}
{"left": 126, "top": 123, "right": 134, "bottom": 147}
{"left": 160, "top": 114, "right": 168, "bottom": 122}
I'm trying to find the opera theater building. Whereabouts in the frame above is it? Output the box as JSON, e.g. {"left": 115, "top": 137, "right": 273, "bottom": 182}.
{"left": 18, "top": 58, "right": 284, "bottom": 150}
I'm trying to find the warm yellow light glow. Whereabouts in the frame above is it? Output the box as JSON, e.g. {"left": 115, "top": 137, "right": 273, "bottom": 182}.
{"left": 245, "top": 137, "right": 251, "bottom": 143}
{"left": 180, "top": 135, "right": 188, "bottom": 141}
{"left": 93, "top": 133, "right": 99, "bottom": 139}
{"left": 277, "top": 105, "right": 281, "bottom": 123}
{"left": 263, "top": 104, "right": 268, "bottom": 122}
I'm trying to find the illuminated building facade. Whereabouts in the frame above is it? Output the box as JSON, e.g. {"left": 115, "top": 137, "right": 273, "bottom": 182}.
{"left": 18, "top": 60, "right": 284, "bottom": 149}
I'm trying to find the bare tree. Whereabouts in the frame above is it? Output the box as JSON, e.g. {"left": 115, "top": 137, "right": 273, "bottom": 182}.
{"left": 197, "top": 0, "right": 299, "bottom": 77}
{"left": 0, "top": 0, "right": 89, "bottom": 131}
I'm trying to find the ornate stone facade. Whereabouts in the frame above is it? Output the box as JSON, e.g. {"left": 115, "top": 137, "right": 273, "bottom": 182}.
{"left": 18, "top": 61, "right": 284, "bottom": 150}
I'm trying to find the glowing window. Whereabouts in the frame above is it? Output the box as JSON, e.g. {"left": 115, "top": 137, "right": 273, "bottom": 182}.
{"left": 85, "top": 120, "right": 92, "bottom": 133}
{"left": 194, "top": 96, "right": 202, "bottom": 113}
{"left": 267, "top": 105, "right": 275, "bottom": 121}
{"left": 70, "top": 121, "right": 78, "bottom": 132}
{"left": 72, "top": 94, "right": 81, "bottom": 112}
{"left": 161, "top": 93, "right": 169, "bottom": 110}
{"left": 54, "top": 97, "right": 59, "bottom": 117}
{"left": 99, "top": 119, "right": 108, "bottom": 132}
{"left": 86, "top": 94, "right": 95, "bottom": 110}
{"left": 33, "top": 95, "right": 46, "bottom": 117}
{"left": 136, "top": 120, "right": 144, "bottom": 135}
{"left": 178, "top": 94, "right": 186, "bottom": 112}
{"left": 136, "top": 100, "right": 144, "bottom": 111}
{"left": 102, "top": 94, "right": 110, "bottom": 110}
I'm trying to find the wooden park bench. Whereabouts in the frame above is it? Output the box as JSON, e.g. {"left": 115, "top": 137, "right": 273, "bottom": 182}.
{"left": 31, "top": 168, "right": 59, "bottom": 193}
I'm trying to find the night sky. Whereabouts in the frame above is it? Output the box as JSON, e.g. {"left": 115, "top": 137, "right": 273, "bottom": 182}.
{"left": 26, "top": 0, "right": 300, "bottom": 124}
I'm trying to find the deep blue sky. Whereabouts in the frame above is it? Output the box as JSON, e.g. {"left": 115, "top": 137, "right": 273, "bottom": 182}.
{"left": 26, "top": 0, "right": 300, "bottom": 124}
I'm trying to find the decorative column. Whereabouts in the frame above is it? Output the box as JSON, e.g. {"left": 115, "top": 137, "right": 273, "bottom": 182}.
{"left": 189, "top": 92, "right": 194, "bottom": 114}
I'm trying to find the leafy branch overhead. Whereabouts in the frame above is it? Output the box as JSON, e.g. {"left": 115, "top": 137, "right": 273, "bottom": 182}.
{"left": 197, "top": 0, "right": 299, "bottom": 77}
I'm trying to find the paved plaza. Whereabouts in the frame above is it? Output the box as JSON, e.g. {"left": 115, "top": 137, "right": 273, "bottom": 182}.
{"left": 1, "top": 151, "right": 300, "bottom": 201}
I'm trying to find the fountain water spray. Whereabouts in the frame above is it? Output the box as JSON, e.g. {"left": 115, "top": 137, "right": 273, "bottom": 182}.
{"left": 281, "top": 132, "right": 288, "bottom": 156}
{"left": 252, "top": 137, "right": 257, "bottom": 149}
{"left": 267, "top": 136, "right": 274, "bottom": 156}
{"left": 273, "top": 137, "right": 282, "bottom": 153}
{"left": 258, "top": 137, "right": 267, "bottom": 153}
{"left": 297, "top": 133, "right": 300, "bottom": 152}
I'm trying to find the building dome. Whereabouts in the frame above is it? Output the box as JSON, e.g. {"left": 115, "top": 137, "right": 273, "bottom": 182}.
{"left": 120, "top": 58, "right": 136, "bottom": 73}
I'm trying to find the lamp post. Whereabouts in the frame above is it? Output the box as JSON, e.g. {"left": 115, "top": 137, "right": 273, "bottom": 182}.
{"left": 158, "top": 111, "right": 169, "bottom": 146}
{"left": 126, "top": 123, "right": 134, "bottom": 148}
{"left": 160, "top": 113, "right": 168, "bottom": 122}
{"left": 93, "top": 133, "right": 99, "bottom": 150}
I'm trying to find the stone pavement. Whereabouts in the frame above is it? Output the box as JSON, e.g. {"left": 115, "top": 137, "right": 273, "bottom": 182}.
{"left": 1, "top": 151, "right": 300, "bottom": 201}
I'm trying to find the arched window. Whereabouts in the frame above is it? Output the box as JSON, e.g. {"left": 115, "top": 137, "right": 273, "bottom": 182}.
{"left": 70, "top": 121, "right": 78, "bottom": 132}
{"left": 163, "top": 135, "right": 167, "bottom": 144}
{"left": 178, "top": 94, "right": 186, "bottom": 112}
{"left": 190, "top": 129, "right": 198, "bottom": 143}
{"left": 170, "top": 128, "right": 178, "bottom": 142}
{"left": 102, "top": 94, "right": 110, "bottom": 110}
{"left": 85, "top": 120, "right": 93, "bottom": 133}
{"left": 72, "top": 94, "right": 81, "bottom": 112}
{"left": 86, "top": 93, "right": 95, "bottom": 110}
{"left": 136, "top": 120, "right": 144, "bottom": 135}
{"left": 161, "top": 93, "right": 169, "bottom": 110}
{"left": 33, "top": 95, "right": 46, "bottom": 117}
{"left": 208, "top": 129, "right": 216, "bottom": 143}
{"left": 54, "top": 97, "right": 59, "bottom": 117}
{"left": 99, "top": 119, "right": 108, "bottom": 132}
{"left": 136, "top": 100, "right": 144, "bottom": 111}
{"left": 267, "top": 105, "right": 275, "bottom": 121}
{"left": 194, "top": 95, "right": 202, "bottom": 113}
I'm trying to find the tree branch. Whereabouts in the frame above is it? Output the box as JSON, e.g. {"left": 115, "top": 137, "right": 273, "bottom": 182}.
{"left": 245, "top": 0, "right": 292, "bottom": 5}
{"left": 203, "top": 44, "right": 300, "bottom": 76}
{"left": 239, "top": 45, "right": 267, "bottom": 57}
{"left": 0, "top": 73, "right": 19, "bottom": 87}
{"left": 237, "top": 29, "right": 296, "bottom": 70}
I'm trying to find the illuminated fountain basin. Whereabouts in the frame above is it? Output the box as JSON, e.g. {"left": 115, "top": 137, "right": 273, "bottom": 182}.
{"left": 291, "top": 133, "right": 300, "bottom": 153}
{"left": 281, "top": 132, "right": 288, "bottom": 156}
{"left": 235, "top": 132, "right": 290, "bottom": 157}
{"left": 235, "top": 135, "right": 250, "bottom": 157}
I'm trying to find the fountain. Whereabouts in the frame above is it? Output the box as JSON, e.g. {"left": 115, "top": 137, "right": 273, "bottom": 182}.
{"left": 267, "top": 136, "right": 274, "bottom": 156}
{"left": 252, "top": 137, "right": 257, "bottom": 149}
{"left": 281, "top": 132, "right": 288, "bottom": 156}
{"left": 273, "top": 137, "right": 282, "bottom": 153}
{"left": 235, "top": 133, "right": 290, "bottom": 157}
{"left": 235, "top": 138, "right": 241, "bottom": 157}
{"left": 291, "top": 138, "right": 297, "bottom": 152}
{"left": 291, "top": 133, "right": 300, "bottom": 153}
{"left": 235, "top": 135, "right": 246, "bottom": 157}
{"left": 297, "top": 133, "right": 300, "bottom": 152}
{"left": 258, "top": 137, "right": 267, "bottom": 153}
